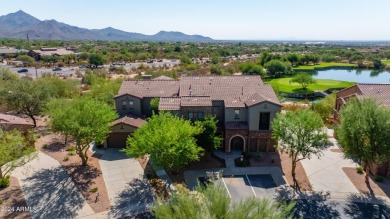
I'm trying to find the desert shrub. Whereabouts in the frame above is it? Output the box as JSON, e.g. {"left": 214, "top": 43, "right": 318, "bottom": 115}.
{"left": 66, "top": 146, "right": 76, "bottom": 151}
{"left": 0, "top": 176, "right": 10, "bottom": 188}
{"left": 63, "top": 155, "right": 69, "bottom": 162}
{"left": 67, "top": 151, "right": 75, "bottom": 156}
{"left": 356, "top": 166, "right": 364, "bottom": 174}
{"left": 90, "top": 187, "right": 98, "bottom": 193}
{"left": 375, "top": 175, "right": 384, "bottom": 182}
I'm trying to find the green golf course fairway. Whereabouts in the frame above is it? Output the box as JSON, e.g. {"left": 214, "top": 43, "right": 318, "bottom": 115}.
{"left": 267, "top": 77, "right": 355, "bottom": 93}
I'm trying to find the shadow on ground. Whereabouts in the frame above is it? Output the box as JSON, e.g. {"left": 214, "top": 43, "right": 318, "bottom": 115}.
{"left": 108, "top": 177, "right": 154, "bottom": 218}
{"left": 22, "top": 166, "right": 87, "bottom": 219}
{"left": 275, "top": 185, "right": 340, "bottom": 219}
{"left": 343, "top": 194, "right": 390, "bottom": 219}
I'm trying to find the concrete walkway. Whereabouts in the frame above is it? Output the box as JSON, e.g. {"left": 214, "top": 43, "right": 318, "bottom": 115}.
{"left": 300, "top": 129, "right": 359, "bottom": 194}
{"left": 98, "top": 149, "right": 153, "bottom": 218}
{"left": 214, "top": 151, "right": 241, "bottom": 168}
{"left": 12, "top": 152, "right": 95, "bottom": 219}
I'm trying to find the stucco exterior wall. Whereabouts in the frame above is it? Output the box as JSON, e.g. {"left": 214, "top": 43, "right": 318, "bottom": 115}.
{"left": 114, "top": 95, "right": 142, "bottom": 116}
{"left": 224, "top": 108, "right": 248, "bottom": 122}
{"left": 248, "top": 102, "right": 281, "bottom": 131}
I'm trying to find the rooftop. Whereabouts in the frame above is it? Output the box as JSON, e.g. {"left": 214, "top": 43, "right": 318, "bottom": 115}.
{"left": 117, "top": 76, "right": 280, "bottom": 109}
{"left": 356, "top": 83, "right": 390, "bottom": 107}
{"left": 111, "top": 115, "right": 146, "bottom": 128}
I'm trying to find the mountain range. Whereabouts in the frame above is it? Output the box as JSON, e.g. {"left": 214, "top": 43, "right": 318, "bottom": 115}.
{"left": 0, "top": 10, "right": 214, "bottom": 42}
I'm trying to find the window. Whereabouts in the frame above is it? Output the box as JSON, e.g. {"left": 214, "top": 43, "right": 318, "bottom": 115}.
{"left": 188, "top": 112, "right": 194, "bottom": 120}
{"left": 234, "top": 110, "right": 240, "bottom": 119}
{"left": 198, "top": 112, "right": 203, "bottom": 120}
{"left": 129, "top": 100, "right": 134, "bottom": 108}
{"left": 122, "top": 100, "right": 127, "bottom": 109}
{"left": 259, "top": 112, "right": 270, "bottom": 130}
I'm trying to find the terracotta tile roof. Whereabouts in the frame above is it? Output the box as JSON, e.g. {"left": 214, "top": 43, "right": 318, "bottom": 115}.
{"left": 159, "top": 97, "right": 181, "bottom": 110}
{"left": 225, "top": 121, "right": 248, "bottom": 130}
{"left": 179, "top": 76, "right": 279, "bottom": 108}
{"left": 116, "top": 76, "right": 280, "bottom": 108}
{"left": 115, "top": 80, "right": 180, "bottom": 98}
{"left": 356, "top": 83, "right": 390, "bottom": 107}
{"left": 0, "top": 113, "right": 33, "bottom": 126}
{"left": 180, "top": 96, "right": 212, "bottom": 107}
{"left": 111, "top": 115, "right": 146, "bottom": 128}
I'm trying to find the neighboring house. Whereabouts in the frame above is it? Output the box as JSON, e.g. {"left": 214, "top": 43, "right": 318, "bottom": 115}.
{"left": 334, "top": 83, "right": 390, "bottom": 120}
{"left": 28, "top": 47, "right": 74, "bottom": 60}
{"left": 105, "top": 76, "right": 282, "bottom": 153}
{"left": 0, "top": 113, "right": 34, "bottom": 132}
{"left": 335, "top": 83, "right": 390, "bottom": 177}
{"left": 0, "top": 47, "right": 28, "bottom": 59}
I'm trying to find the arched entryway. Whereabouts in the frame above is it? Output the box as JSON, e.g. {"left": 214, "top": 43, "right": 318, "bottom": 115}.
{"left": 230, "top": 135, "right": 245, "bottom": 151}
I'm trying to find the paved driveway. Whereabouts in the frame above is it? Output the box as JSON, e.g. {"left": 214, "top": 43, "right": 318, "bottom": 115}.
{"left": 301, "top": 131, "right": 359, "bottom": 194}
{"left": 99, "top": 149, "right": 153, "bottom": 218}
{"left": 12, "top": 152, "right": 95, "bottom": 219}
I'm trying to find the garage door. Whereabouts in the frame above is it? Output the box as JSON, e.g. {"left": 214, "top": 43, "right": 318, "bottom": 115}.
{"left": 107, "top": 133, "right": 130, "bottom": 148}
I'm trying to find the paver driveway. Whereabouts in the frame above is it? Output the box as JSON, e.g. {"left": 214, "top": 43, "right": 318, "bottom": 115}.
{"left": 300, "top": 131, "right": 359, "bottom": 194}
{"left": 12, "top": 152, "right": 95, "bottom": 219}
{"left": 99, "top": 149, "right": 153, "bottom": 218}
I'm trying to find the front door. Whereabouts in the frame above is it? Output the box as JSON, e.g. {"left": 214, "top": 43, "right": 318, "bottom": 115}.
{"left": 231, "top": 136, "right": 244, "bottom": 151}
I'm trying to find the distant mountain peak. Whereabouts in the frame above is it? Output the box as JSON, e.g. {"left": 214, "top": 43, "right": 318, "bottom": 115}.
{"left": 0, "top": 11, "right": 214, "bottom": 42}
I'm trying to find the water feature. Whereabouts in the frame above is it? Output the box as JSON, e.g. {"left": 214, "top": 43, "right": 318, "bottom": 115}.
{"left": 308, "top": 68, "right": 390, "bottom": 83}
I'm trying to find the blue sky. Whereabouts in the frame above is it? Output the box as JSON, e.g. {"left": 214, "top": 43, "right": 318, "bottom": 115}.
{"left": 0, "top": 0, "right": 389, "bottom": 40}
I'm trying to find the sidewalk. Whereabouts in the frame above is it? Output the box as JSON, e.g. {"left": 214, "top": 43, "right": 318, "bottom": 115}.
{"left": 12, "top": 152, "right": 95, "bottom": 219}
{"left": 300, "top": 130, "right": 359, "bottom": 194}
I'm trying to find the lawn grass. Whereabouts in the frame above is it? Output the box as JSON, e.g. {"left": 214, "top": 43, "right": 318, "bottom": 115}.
{"left": 266, "top": 77, "right": 355, "bottom": 93}
{"left": 382, "top": 60, "right": 390, "bottom": 65}
{"left": 293, "top": 62, "right": 356, "bottom": 70}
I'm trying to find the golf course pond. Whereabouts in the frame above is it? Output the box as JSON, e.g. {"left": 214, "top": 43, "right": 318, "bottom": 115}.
{"left": 310, "top": 68, "right": 390, "bottom": 84}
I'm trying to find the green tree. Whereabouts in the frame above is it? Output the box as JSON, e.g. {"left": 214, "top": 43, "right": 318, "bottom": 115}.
{"left": 291, "top": 73, "right": 316, "bottom": 90}
{"left": 337, "top": 98, "right": 390, "bottom": 183}
{"left": 210, "top": 56, "right": 221, "bottom": 64}
{"left": 272, "top": 109, "right": 327, "bottom": 187}
{"left": 16, "top": 55, "right": 35, "bottom": 66}
{"left": 124, "top": 112, "right": 203, "bottom": 172}
{"left": 0, "top": 129, "right": 35, "bottom": 186}
{"left": 36, "top": 76, "right": 81, "bottom": 98}
{"left": 372, "top": 58, "right": 384, "bottom": 69}
{"left": 150, "top": 97, "right": 160, "bottom": 114}
{"left": 1, "top": 79, "right": 50, "bottom": 127}
{"left": 265, "top": 60, "right": 288, "bottom": 77}
{"left": 194, "top": 116, "right": 222, "bottom": 152}
{"left": 86, "top": 78, "right": 122, "bottom": 106}
{"left": 258, "top": 51, "right": 272, "bottom": 66}
{"left": 89, "top": 53, "right": 106, "bottom": 66}
{"left": 210, "top": 65, "right": 223, "bottom": 75}
{"left": 180, "top": 56, "right": 192, "bottom": 65}
{"left": 238, "top": 62, "right": 265, "bottom": 76}
{"left": 47, "top": 97, "right": 117, "bottom": 166}
{"left": 152, "top": 182, "right": 294, "bottom": 219}
{"left": 320, "top": 53, "right": 336, "bottom": 63}
{"left": 310, "top": 92, "right": 336, "bottom": 122}
{"left": 286, "top": 54, "right": 299, "bottom": 66}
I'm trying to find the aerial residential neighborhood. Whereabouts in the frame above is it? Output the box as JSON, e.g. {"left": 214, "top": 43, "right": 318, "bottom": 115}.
{"left": 1, "top": 1, "right": 390, "bottom": 219}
